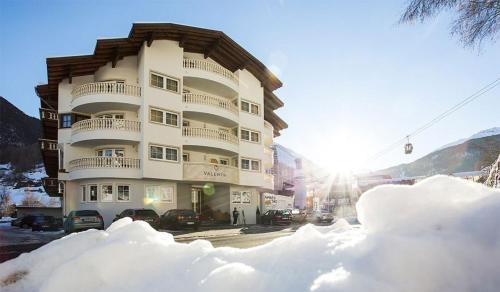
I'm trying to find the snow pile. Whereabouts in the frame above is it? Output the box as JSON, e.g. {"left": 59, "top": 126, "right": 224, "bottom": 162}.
{"left": 1, "top": 176, "right": 500, "bottom": 292}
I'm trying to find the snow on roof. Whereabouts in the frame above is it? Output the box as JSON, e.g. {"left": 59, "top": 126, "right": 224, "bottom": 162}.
{"left": 1, "top": 175, "right": 499, "bottom": 291}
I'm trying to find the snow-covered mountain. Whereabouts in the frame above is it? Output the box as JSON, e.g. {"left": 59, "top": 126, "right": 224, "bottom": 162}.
{"left": 437, "top": 127, "right": 500, "bottom": 151}
{"left": 376, "top": 129, "right": 500, "bottom": 178}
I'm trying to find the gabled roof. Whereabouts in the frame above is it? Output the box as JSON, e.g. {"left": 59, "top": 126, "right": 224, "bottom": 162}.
{"left": 36, "top": 23, "right": 287, "bottom": 134}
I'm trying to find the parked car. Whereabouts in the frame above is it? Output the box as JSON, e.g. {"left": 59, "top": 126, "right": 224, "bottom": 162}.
{"left": 290, "top": 209, "right": 307, "bottom": 224}
{"left": 32, "top": 216, "right": 60, "bottom": 231}
{"left": 311, "top": 211, "right": 334, "bottom": 223}
{"left": 160, "top": 209, "right": 200, "bottom": 230}
{"left": 113, "top": 209, "right": 160, "bottom": 229}
{"left": 64, "top": 210, "right": 104, "bottom": 233}
{"left": 12, "top": 215, "right": 40, "bottom": 229}
{"left": 260, "top": 210, "right": 292, "bottom": 225}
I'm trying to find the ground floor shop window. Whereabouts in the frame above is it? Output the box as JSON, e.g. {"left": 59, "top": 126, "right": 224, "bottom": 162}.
{"left": 145, "top": 185, "right": 174, "bottom": 203}
{"left": 117, "top": 185, "right": 130, "bottom": 201}
{"left": 232, "top": 191, "right": 252, "bottom": 204}
{"left": 101, "top": 185, "right": 113, "bottom": 202}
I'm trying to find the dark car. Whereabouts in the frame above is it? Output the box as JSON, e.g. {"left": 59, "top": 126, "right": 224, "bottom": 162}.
{"left": 114, "top": 209, "right": 160, "bottom": 229}
{"left": 32, "top": 216, "right": 60, "bottom": 231}
{"left": 261, "top": 210, "right": 292, "bottom": 225}
{"left": 64, "top": 210, "right": 104, "bottom": 233}
{"left": 160, "top": 209, "right": 200, "bottom": 230}
{"left": 13, "top": 215, "right": 40, "bottom": 229}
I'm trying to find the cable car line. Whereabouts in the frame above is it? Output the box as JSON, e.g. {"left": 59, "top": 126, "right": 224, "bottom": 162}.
{"left": 367, "top": 77, "right": 500, "bottom": 162}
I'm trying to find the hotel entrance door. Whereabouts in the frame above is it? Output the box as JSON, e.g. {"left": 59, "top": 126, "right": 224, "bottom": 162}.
{"left": 191, "top": 188, "right": 204, "bottom": 214}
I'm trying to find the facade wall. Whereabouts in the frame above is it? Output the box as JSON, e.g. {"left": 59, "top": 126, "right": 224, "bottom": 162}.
{"left": 56, "top": 37, "right": 279, "bottom": 226}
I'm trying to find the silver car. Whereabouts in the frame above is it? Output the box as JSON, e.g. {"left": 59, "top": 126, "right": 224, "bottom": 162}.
{"left": 64, "top": 210, "right": 104, "bottom": 233}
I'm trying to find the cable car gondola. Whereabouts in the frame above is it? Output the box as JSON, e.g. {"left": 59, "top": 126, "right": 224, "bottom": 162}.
{"left": 404, "top": 136, "right": 413, "bottom": 154}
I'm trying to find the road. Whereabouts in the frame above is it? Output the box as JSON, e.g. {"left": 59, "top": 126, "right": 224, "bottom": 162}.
{"left": 0, "top": 223, "right": 301, "bottom": 263}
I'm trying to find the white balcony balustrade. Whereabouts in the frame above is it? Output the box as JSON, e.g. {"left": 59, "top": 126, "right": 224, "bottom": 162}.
{"left": 183, "top": 93, "right": 238, "bottom": 115}
{"left": 69, "top": 157, "right": 140, "bottom": 171}
{"left": 182, "top": 127, "right": 238, "bottom": 145}
{"left": 72, "top": 119, "right": 141, "bottom": 133}
{"left": 71, "top": 82, "right": 142, "bottom": 99}
{"left": 183, "top": 58, "right": 239, "bottom": 84}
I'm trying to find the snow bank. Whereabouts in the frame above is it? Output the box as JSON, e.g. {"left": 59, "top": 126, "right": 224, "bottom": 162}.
{"left": 1, "top": 176, "right": 500, "bottom": 292}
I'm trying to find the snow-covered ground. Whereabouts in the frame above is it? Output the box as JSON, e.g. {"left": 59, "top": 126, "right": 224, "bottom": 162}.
{"left": 1, "top": 175, "right": 499, "bottom": 291}
{"left": 0, "top": 164, "right": 60, "bottom": 207}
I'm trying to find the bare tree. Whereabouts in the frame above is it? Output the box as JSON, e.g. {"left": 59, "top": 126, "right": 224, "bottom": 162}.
{"left": 0, "top": 186, "right": 15, "bottom": 216}
{"left": 400, "top": 0, "right": 500, "bottom": 47}
{"left": 21, "top": 191, "right": 42, "bottom": 207}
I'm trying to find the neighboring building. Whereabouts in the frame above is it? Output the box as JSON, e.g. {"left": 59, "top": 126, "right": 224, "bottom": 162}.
{"left": 36, "top": 23, "right": 287, "bottom": 226}
{"left": 272, "top": 144, "right": 296, "bottom": 197}
{"left": 16, "top": 206, "right": 63, "bottom": 219}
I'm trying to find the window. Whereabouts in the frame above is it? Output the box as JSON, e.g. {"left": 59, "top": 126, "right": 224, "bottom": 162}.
{"left": 117, "top": 185, "right": 130, "bottom": 201}
{"left": 240, "top": 129, "right": 260, "bottom": 143}
{"left": 149, "top": 144, "right": 178, "bottom": 162}
{"left": 251, "top": 160, "right": 260, "bottom": 171}
{"left": 89, "top": 185, "right": 98, "bottom": 202}
{"left": 183, "top": 120, "right": 190, "bottom": 127}
{"left": 241, "top": 100, "right": 260, "bottom": 115}
{"left": 241, "top": 129, "right": 250, "bottom": 141}
{"left": 60, "top": 114, "right": 72, "bottom": 128}
{"left": 96, "top": 149, "right": 124, "bottom": 157}
{"left": 251, "top": 131, "right": 260, "bottom": 143}
{"left": 150, "top": 72, "right": 179, "bottom": 93}
{"left": 241, "top": 159, "right": 250, "bottom": 170}
{"left": 150, "top": 108, "right": 178, "bottom": 127}
{"left": 220, "top": 159, "right": 228, "bottom": 165}
{"left": 150, "top": 73, "right": 164, "bottom": 88}
{"left": 164, "top": 112, "right": 178, "bottom": 126}
{"left": 182, "top": 153, "right": 190, "bottom": 162}
{"left": 145, "top": 185, "right": 174, "bottom": 203}
{"left": 165, "top": 148, "right": 178, "bottom": 161}
{"left": 251, "top": 104, "right": 259, "bottom": 115}
{"left": 241, "top": 158, "right": 260, "bottom": 172}
{"left": 101, "top": 185, "right": 113, "bottom": 202}
{"left": 150, "top": 146, "right": 163, "bottom": 160}
{"left": 81, "top": 185, "right": 86, "bottom": 202}
{"left": 150, "top": 109, "right": 163, "bottom": 123}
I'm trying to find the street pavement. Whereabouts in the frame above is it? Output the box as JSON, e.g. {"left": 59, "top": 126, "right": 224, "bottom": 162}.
{"left": 0, "top": 223, "right": 304, "bottom": 263}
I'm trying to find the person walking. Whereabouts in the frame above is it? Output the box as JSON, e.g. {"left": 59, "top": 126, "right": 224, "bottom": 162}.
{"left": 232, "top": 207, "right": 239, "bottom": 226}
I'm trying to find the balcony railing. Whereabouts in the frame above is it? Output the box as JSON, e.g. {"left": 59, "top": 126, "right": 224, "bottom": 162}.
{"left": 69, "top": 157, "right": 140, "bottom": 171}
{"left": 183, "top": 93, "right": 238, "bottom": 115}
{"left": 71, "top": 82, "right": 142, "bottom": 99}
{"left": 183, "top": 162, "right": 239, "bottom": 184}
{"left": 182, "top": 127, "right": 238, "bottom": 145}
{"left": 72, "top": 118, "right": 141, "bottom": 133}
{"left": 39, "top": 139, "right": 58, "bottom": 151}
{"left": 40, "top": 108, "right": 58, "bottom": 121}
{"left": 183, "top": 58, "right": 239, "bottom": 84}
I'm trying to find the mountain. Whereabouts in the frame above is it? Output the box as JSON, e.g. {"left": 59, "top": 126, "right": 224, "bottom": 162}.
{"left": 0, "top": 96, "right": 42, "bottom": 170}
{"left": 437, "top": 127, "right": 500, "bottom": 151}
{"left": 376, "top": 131, "right": 500, "bottom": 178}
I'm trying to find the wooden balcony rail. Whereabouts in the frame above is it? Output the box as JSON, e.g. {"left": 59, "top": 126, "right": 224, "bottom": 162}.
{"left": 72, "top": 118, "right": 141, "bottom": 133}
{"left": 71, "top": 82, "right": 142, "bottom": 99}
{"left": 42, "top": 177, "right": 58, "bottom": 188}
{"left": 69, "top": 157, "right": 140, "bottom": 170}
{"left": 40, "top": 108, "right": 58, "bottom": 121}
{"left": 183, "top": 58, "right": 239, "bottom": 84}
{"left": 182, "top": 127, "right": 239, "bottom": 144}
{"left": 183, "top": 93, "right": 238, "bottom": 115}
{"left": 39, "top": 139, "right": 58, "bottom": 151}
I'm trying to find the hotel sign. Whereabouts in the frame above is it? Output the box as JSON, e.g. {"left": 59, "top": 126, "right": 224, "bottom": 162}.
{"left": 184, "top": 163, "right": 238, "bottom": 184}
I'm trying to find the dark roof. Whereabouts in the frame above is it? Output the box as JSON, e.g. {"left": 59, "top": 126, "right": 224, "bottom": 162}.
{"left": 35, "top": 23, "right": 287, "bottom": 134}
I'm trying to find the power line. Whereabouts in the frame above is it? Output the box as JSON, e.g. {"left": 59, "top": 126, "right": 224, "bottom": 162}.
{"left": 367, "top": 77, "right": 500, "bottom": 162}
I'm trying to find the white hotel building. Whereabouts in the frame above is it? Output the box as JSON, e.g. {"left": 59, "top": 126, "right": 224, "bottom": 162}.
{"left": 37, "top": 23, "right": 287, "bottom": 226}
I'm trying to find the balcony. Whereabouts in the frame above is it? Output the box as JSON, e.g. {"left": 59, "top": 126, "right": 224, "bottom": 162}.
{"left": 68, "top": 157, "right": 141, "bottom": 180}
{"left": 183, "top": 58, "right": 239, "bottom": 95}
{"left": 71, "top": 118, "right": 141, "bottom": 145}
{"left": 39, "top": 139, "right": 58, "bottom": 151}
{"left": 70, "top": 82, "right": 142, "bottom": 112}
{"left": 182, "top": 127, "right": 239, "bottom": 153}
{"left": 183, "top": 93, "right": 238, "bottom": 120}
{"left": 183, "top": 162, "right": 239, "bottom": 184}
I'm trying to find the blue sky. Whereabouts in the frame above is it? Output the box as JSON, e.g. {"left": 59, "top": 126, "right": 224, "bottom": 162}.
{"left": 1, "top": 0, "right": 499, "bottom": 172}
